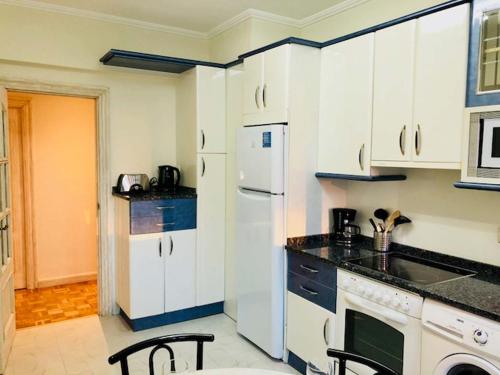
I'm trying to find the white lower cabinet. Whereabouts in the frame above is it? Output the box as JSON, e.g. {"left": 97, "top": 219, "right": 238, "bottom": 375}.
{"left": 164, "top": 229, "right": 196, "bottom": 313}
{"left": 287, "top": 292, "right": 335, "bottom": 373}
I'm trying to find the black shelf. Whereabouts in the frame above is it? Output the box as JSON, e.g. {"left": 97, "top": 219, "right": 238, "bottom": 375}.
{"left": 100, "top": 49, "right": 226, "bottom": 74}
{"left": 454, "top": 181, "right": 500, "bottom": 192}
{"left": 315, "top": 173, "right": 407, "bottom": 182}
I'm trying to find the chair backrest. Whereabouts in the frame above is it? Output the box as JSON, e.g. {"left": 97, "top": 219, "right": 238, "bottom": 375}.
{"left": 326, "top": 349, "right": 400, "bottom": 375}
{"left": 108, "top": 333, "right": 215, "bottom": 375}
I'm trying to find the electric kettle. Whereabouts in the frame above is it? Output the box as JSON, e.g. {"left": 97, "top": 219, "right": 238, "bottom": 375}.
{"left": 158, "top": 165, "right": 180, "bottom": 189}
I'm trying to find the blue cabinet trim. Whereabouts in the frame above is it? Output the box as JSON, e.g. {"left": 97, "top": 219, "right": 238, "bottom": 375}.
{"left": 315, "top": 173, "right": 407, "bottom": 182}
{"left": 287, "top": 351, "right": 307, "bottom": 375}
{"left": 120, "top": 302, "right": 224, "bottom": 331}
{"left": 454, "top": 181, "right": 500, "bottom": 191}
{"left": 288, "top": 273, "right": 336, "bottom": 313}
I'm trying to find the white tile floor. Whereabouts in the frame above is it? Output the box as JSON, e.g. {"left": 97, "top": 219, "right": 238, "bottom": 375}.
{"left": 5, "top": 313, "right": 299, "bottom": 374}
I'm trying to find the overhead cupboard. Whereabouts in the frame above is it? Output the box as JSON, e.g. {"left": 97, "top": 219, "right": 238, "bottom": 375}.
{"left": 317, "top": 3, "right": 470, "bottom": 177}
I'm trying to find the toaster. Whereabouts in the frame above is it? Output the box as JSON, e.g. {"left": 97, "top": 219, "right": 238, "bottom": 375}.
{"left": 117, "top": 174, "right": 149, "bottom": 193}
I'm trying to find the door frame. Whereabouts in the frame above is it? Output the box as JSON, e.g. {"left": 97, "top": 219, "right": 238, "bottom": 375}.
{"left": 6, "top": 96, "right": 35, "bottom": 290}
{"left": 0, "top": 77, "right": 113, "bottom": 316}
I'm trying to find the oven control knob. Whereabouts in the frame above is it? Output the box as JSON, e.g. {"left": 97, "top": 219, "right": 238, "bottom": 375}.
{"left": 391, "top": 297, "right": 400, "bottom": 308}
{"left": 402, "top": 303, "right": 410, "bottom": 312}
{"left": 382, "top": 294, "right": 391, "bottom": 304}
{"left": 473, "top": 329, "right": 488, "bottom": 345}
{"left": 357, "top": 285, "right": 366, "bottom": 294}
{"left": 364, "top": 287, "right": 373, "bottom": 297}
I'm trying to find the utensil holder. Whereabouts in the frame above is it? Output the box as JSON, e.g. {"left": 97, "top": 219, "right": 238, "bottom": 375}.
{"left": 373, "top": 231, "right": 392, "bottom": 252}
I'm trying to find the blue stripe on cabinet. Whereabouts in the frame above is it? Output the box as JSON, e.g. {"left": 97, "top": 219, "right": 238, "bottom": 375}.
{"left": 287, "top": 351, "right": 307, "bottom": 375}
{"left": 288, "top": 273, "right": 336, "bottom": 313}
{"left": 315, "top": 173, "right": 407, "bottom": 182}
{"left": 120, "top": 302, "right": 224, "bottom": 331}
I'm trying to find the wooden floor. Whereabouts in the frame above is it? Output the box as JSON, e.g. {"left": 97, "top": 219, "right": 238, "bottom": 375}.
{"left": 15, "top": 281, "right": 97, "bottom": 329}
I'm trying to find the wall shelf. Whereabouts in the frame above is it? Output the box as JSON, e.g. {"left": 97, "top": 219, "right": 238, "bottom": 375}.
{"left": 315, "top": 173, "right": 407, "bottom": 182}
{"left": 99, "top": 49, "right": 226, "bottom": 73}
{"left": 454, "top": 181, "right": 500, "bottom": 192}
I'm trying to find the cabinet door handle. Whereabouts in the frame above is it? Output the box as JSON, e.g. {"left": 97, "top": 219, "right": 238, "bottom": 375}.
{"left": 255, "top": 85, "right": 261, "bottom": 109}
{"left": 159, "top": 239, "right": 162, "bottom": 257}
{"left": 201, "top": 157, "right": 206, "bottom": 177}
{"left": 415, "top": 124, "right": 422, "bottom": 156}
{"left": 358, "top": 144, "right": 365, "bottom": 171}
{"left": 169, "top": 235, "right": 173, "bottom": 255}
{"left": 323, "top": 318, "right": 330, "bottom": 346}
{"left": 299, "top": 285, "right": 319, "bottom": 296}
{"left": 201, "top": 130, "right": 205, "bottom": 150}
{"left": 156, "top": 206, "right": 174, "bottom": 210}
{"left": 156, "top": 222, "right": 175, "bottom": 227}
{"left": 399, "top": 125, "right": 406, "bottom": 156}
{"left": 262, "top": 84, "right": 267, "bottom": 108}
{"left": 300, "top": 264, "right": 319, "bottom": 273}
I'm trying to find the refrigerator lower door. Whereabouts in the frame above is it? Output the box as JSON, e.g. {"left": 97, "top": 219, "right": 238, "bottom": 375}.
{"left": 236, "top": 188, "right": 284, "bottom": 359}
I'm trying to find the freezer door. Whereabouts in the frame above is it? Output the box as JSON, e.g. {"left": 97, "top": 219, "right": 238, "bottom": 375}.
{"left": 237, "top": 124, "right": 285, "bottom": 194}
{"left": 236, "top": 188, "right": 284, "bottom": 359}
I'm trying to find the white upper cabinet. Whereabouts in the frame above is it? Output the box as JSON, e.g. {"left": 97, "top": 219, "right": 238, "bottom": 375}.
{"left": 412, "top": 4, "right": 469, "bottom": 165}
{"left": 164, "top": 229, "right": 196, "bottom": 313}
{"left": 317, "top": 33, "right": 375, "bottom": 176}
{"left": 243, "top": 45, "right": 289, "bottom": 125}
{"left": 197, "top": 66, "right": 226, "bottom": 153}
{"left": 372, "top": 20, "right": 416, "bottom": 162}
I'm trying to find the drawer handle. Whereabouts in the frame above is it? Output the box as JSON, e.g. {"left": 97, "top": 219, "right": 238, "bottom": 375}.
{"left": 156, "top": 222, "right": 175, "bottom": 227}
{"left": 299, "top": 285, "right": 319, "bottom": 296}
{"left": 399, "top": 125, "right": 406, "bottom": 156}
{"left": 415, "top": 124, "right": 422, "bottom": 156}
{"left": 156, "top": 206, "right": 174, "bottom": 210}
{"left": 201, "top": 129, "right": 206, "bottom": 150}
{"left": 169, "top": 235, "right": 173, "bottom": 255}
{"left": 358, "top": 143, "right": 365, "bottom": 171}
{"left": 323, "top": 318, "right": 330, "bottom": 346}
{"left": 255, "top": 85, "right": 261, "bottom": 109}
{"left": 300, "top": 264, "right": 319, "bottom": 273}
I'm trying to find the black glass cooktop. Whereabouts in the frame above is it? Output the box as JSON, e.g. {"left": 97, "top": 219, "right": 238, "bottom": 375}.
{"left": 348, "top": 253, "right": 476, "bottom": 286}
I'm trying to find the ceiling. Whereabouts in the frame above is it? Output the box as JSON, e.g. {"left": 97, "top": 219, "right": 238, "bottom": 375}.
{"left": 30, "top": 0, "right": 348, "bottom": 34}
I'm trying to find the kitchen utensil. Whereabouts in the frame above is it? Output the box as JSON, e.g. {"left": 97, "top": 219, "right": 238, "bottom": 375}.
{"left": 377, "top": 223, "right": 384, "bottom": 233}
{"left": 373, "top": 231, "right": 392, "bottom": 252}
{"left": 158, "top": 165, "right": 181, "bottom": 189}
{"left": 394, "top": 215, "right": 412, "bottom": 227}
{"left": 116, "top": 174, "right": 149, "bottom": 193}
{"left": 369, "top": 218, "right": 378, "bottom": 232}
{"left": 385, "top": 210, "right": 401, "bottom": 233}
{"left": 374, "top": 208, "right": 389, "bottom": 223}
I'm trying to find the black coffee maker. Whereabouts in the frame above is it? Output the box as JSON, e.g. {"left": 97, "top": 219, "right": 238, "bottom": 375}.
{"left": 158, "top": 165, "right": 181, "bottom": 190}
{"left": 332, "top": 208, "right": 360, "bottom": 245}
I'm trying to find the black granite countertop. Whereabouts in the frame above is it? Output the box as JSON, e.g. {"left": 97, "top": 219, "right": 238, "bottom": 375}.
{"left": 286, "top": 234, "right": 500, "bottom": 322}
{"left": 112, "top": 186, "right": 197, "bottom": 201}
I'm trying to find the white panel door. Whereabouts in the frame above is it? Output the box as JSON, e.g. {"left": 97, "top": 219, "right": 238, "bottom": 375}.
{"left": 196, "top": 66, "right": 226, "bottom": 153}
{"left": 128, "top": 233, "right": 164, "bottom": 319}
{"left": 412, "top": 4, "right": 469, "bottom": 164}
{"left": 372, "top": 20, "right": 416, "bottom": 162}
{"left": 164, "top": 229, "right": 196, "bottom": 313}
{"left": 196, "top": 154, "right": 225, "bottom": 306}
{"left": 243, "top": 53, "right": 264, "bottom": 124}
{"left": 261, "top": 45, "right": 289, "bottom": 124}
{"left": 286, "top": 293, "right": 334, "bottom": 373}
{"left": 0, "top": 87, "right": 15, "bottom": 373}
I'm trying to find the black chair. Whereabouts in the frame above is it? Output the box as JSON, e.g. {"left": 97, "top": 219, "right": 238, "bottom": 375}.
{"left": 327, "top": 349, "right": 400, "bottom": 375}
{"left": 108, "top": 333, "right": 215, "bottom": 375}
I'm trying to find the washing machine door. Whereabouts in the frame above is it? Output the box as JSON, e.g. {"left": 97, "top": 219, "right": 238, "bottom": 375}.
{"left": 435, "top": 354, "right": 500, "bottom": 375}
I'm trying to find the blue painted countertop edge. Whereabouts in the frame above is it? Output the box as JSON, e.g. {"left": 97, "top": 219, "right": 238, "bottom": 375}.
{"left": 454, "top": 181, "right": 500, "bottom": 192}
{"left": 315, "top": 172, "right": 407, "bottom": 182}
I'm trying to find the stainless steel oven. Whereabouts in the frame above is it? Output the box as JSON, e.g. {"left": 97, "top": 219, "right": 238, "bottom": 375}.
{"left": 334, "top": 270, "right": 423, "bottom": 375}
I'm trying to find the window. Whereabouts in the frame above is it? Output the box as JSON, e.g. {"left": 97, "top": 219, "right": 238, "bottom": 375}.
{"left": 479, "top": 10, "right": 500, "bottom": 92}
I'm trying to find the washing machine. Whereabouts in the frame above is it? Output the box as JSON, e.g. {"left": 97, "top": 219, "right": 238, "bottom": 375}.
{"left": 422, "top": 299, "right": 500, "bottom": 375}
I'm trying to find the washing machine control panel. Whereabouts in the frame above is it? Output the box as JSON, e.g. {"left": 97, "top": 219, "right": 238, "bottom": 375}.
{"left": 473, "top": 329, "right": 489, "bottom": 345}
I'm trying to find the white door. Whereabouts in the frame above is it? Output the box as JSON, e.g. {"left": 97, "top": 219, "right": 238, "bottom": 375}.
{"left": 164, "top": 229, "right": 196, "bottom": 313}
{"left": 128, "top": 233, "right": 164, "bottom": 319}
{"left": 196, "top": 154, "right": 225, "bottom": 306}
{"left": 372, "top": 20, "right": 416, "bottom": 162}
{"left": 261, "top": 45, "right": 289, "bottom": 124}
{"left": 243, "top": 53, "right": 264, "bottom": 124}
{"left": 0, "top": 87, "right": 15, "bottom": 373}
{"left": 412, "top": 4, "right": 469, "bottom": 164}
{"left": 286, "top": 292, "right": 334, "bottom": 373}
{"left": 196, "top": 66, "right": 226, "bottom": 153}
{"left": 236, "top": 188, "right": 284, "bottom": 359}
{"left": 318, "top": 34, "right": 375, "bottom": 176}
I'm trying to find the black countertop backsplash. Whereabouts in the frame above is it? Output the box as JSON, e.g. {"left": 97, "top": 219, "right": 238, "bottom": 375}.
{"left": 112, "top": 186, "right": 197, "bottom": 201}
{"left": 286, "top": 234, "right": 500, "bottom": 322}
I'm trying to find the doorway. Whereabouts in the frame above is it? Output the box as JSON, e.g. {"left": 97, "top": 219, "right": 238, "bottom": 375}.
{"left": 8, "top": 91, "right": 98, "bottom": 328}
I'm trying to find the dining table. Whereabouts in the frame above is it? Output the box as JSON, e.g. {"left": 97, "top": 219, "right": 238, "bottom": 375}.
{"left": 194, "top": 369, "right": 293, "bottom": 374}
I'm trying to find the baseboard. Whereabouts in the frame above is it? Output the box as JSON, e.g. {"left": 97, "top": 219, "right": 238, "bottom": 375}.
{"left": 37, "top": 272, "right": 97, "bottom": 288}
{"left": 288, "top": 350, "right": 307, "bottom": 375}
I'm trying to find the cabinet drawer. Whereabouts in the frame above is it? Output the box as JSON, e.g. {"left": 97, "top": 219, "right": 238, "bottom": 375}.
{"left": 130, "top": 199, "right": 196, "bottom": 234}
{"left": 288, "top": 272, "right": 336, "bottom": 313}
{"left": 288, "top": 251, "right": 336, "bottom": 289}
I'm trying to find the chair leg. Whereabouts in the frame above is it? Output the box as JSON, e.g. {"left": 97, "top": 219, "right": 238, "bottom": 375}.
{"left": 196, "top": 342, "right": 204, "bottom": 370}
{"left": 120, "top": 360, "right": 130, "bottom": 375}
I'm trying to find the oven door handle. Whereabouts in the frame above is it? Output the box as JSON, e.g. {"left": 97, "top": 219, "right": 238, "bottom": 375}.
{"left": 345, "top": 292, "right": 408, "bottom": 326}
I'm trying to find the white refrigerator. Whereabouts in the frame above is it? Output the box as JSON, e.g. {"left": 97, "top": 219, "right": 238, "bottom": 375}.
{"left": 236, "top": 124, "right": 286, "bottom": 359}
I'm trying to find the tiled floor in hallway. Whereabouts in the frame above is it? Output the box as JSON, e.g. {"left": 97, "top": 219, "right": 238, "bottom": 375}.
{"left": 15, "top": 281, "right": 97, "bottom": 328}
{"left": 6, "top": 313, "right": 299, "bottom": 374}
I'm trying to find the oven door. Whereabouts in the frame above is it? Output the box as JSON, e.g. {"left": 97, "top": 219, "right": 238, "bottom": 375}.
{"left": 335, "top": 289, "right": 421, "bottom": 375}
